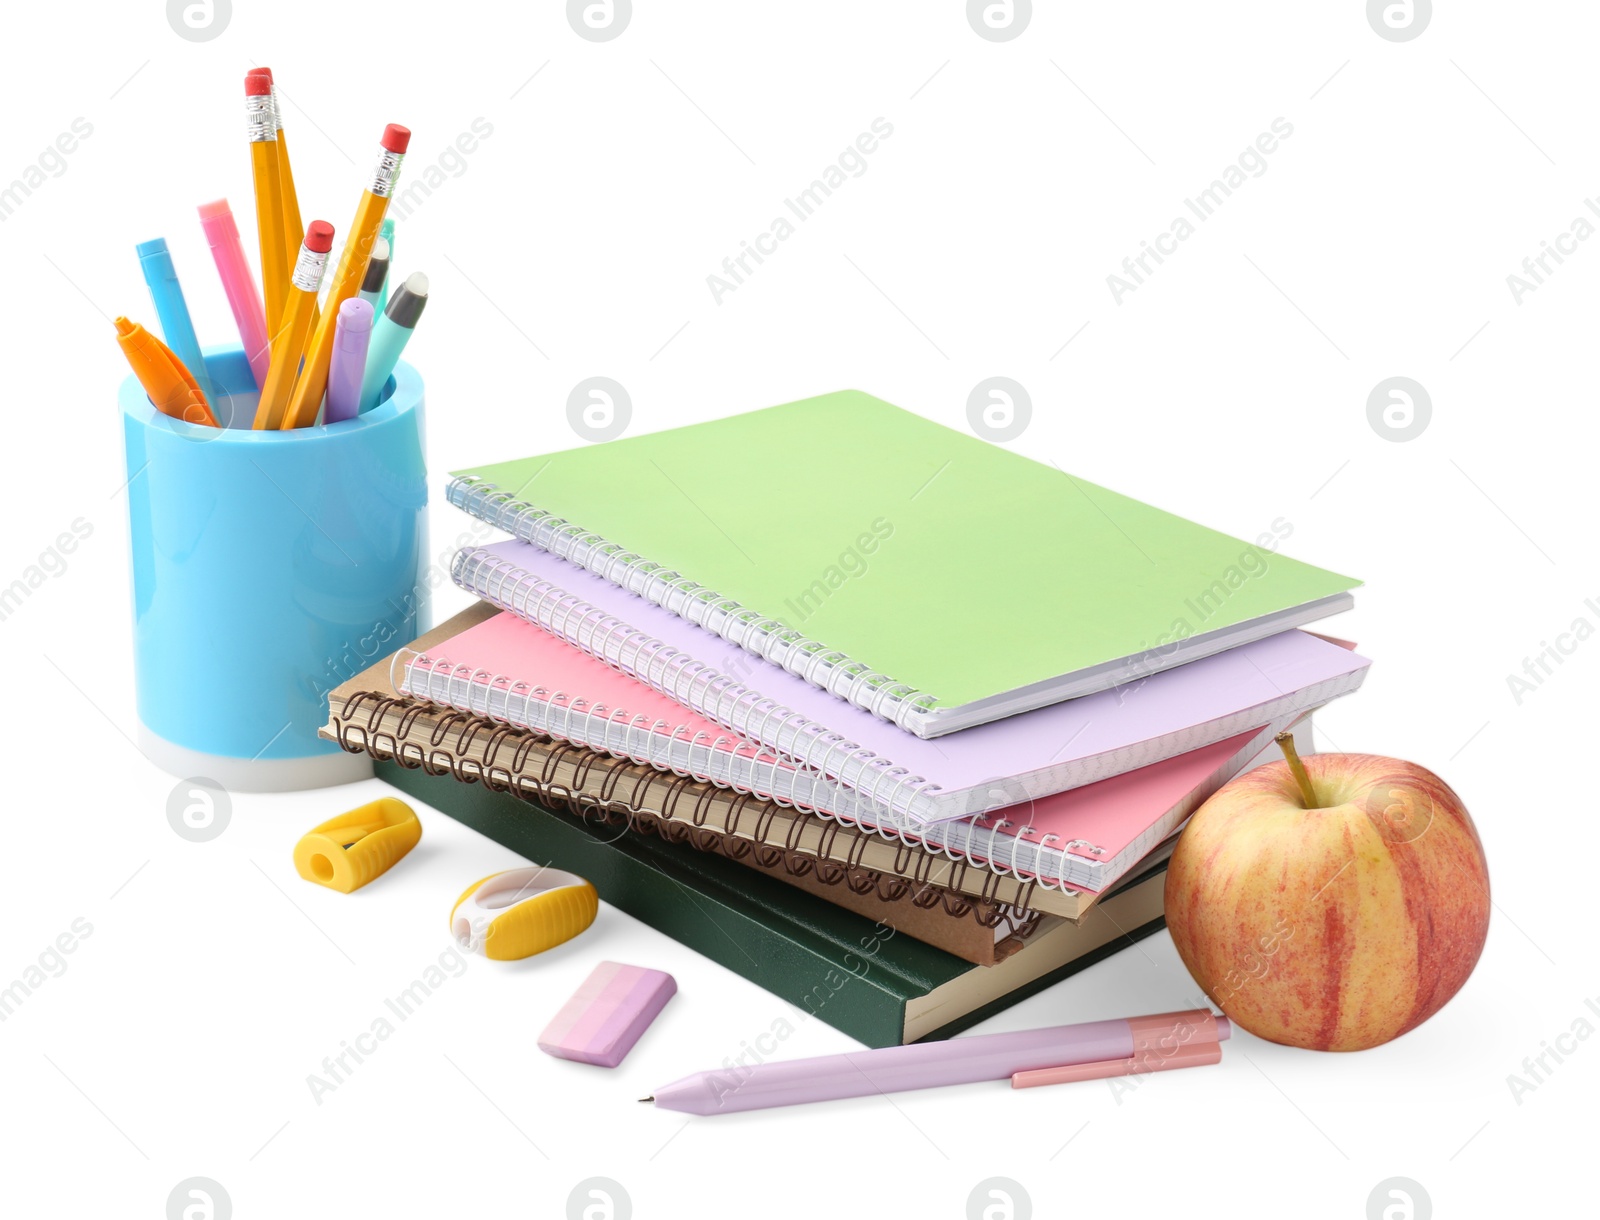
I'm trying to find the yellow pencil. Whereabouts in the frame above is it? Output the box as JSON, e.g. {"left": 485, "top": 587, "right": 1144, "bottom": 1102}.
{"left": 245, "top": 73, "right": 289, "bottom": 345}
{"left": 281, "top": 124, "right": 410, "bottom": 429}
{"left": 253, "top": 221, "right": 334, "bottom": 430}
{"left": 253, "top": 67, "right": 315, "bottom": 331}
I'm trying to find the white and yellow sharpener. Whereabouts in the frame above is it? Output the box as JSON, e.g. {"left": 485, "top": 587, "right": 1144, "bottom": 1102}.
{"left": 450, "top": 867, "right": 599, "bottom": 960}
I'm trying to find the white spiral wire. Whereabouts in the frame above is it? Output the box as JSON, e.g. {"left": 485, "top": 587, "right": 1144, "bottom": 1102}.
{"left": 452, "top": 546, "right": 952, "bottom": 824}
{"left": 390, "top": 636, "right": 1088, "bottom": 891}
{"left": 447, "top": 475, "right": 942, "bottom": 733}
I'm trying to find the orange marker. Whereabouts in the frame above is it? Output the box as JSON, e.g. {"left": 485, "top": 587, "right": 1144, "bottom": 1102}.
{"left": 115, "top": 317, "right": 220, "bottom": 428}
{"left": 246, "top": 72, "right": 289, "bottom": 344}
{"left": 254, "top": 220, "right": 335, "bottom": 430}
{"left": 251, "top": 68, "right": 310, "bottom": 314}
{"left": 281, "top": 124, "right": 410, "bottom": 430}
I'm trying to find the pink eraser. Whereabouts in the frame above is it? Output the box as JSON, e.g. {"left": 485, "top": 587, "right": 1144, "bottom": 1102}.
{"left": 538, "top": 961, "right": 676, "bottom": 1068}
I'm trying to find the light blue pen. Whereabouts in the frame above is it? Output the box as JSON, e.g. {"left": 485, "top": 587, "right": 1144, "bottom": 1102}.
{"left": 375, "top": 217, "right": 396, "bottom": 315}
{"left": 135, "top": 237, "right": 208, "bottom": 390}
{"left": 359, "top": 271, "right": 428, "bottom": 413}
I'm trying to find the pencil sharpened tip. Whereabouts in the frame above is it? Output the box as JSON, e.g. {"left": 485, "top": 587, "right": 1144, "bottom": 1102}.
{"left": 638, "top": 1096, "right": 654, "bottom": 1103}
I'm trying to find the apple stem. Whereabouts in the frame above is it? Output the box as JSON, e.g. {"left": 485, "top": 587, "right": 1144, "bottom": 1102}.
{"left": 1275, "top": 731, "right": 1321, "bottom": 809}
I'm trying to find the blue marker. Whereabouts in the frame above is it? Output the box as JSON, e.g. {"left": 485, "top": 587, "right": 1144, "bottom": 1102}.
{"left": 359, "top": 272, "right": 428, "bottom": 413}
{"left": 135, "top": 237, "right": 207, "bottom": 390}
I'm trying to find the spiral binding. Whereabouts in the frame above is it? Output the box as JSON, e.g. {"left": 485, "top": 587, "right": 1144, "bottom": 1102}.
{"left": 447, "top": 475, "right": 943, "bottom": 734}
{"left": 446, "top": 536, "right": 1363, "bottom": 839}
{"left": 390, "top": 633, "right": 1104, "bottom": 891}
{"left": 446, "top": 545, "right": 951, "bottom": 824}
{"left": 327, "top": 687, "right": 1044, "bottom": 937}
{"left": 393, "top": 646, "right": 885, "bottom": 815}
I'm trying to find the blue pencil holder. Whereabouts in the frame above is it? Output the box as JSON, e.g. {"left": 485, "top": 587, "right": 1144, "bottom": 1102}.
{"left": 121, "top": 346, "right": 429, "bottom": 792}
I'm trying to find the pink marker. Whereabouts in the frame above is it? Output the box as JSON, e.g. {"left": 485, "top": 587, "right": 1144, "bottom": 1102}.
{"left": 324, "top": 298, "right": 374, "bottom": 424}
{"left": 197, "top": 199, "right": 270, "bottom": 389}
{"left": 644, "top": 1008, "right": 1230, "bottom": 1115}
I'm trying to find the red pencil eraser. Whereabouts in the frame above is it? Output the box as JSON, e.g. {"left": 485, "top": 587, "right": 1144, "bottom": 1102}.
{"left": 254, "top": 66, "right": 274, "bottom": 81}
{"left": 304, "top": 220, "right": 335, "bottom": 253}
{"left": 244, "top": 73, "right": 271, "bottom": 96}
{"left": 381, "top": 124, "right": 411, "bottom": 154}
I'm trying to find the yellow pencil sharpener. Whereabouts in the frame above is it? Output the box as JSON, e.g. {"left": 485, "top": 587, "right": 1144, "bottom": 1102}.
{"left": 451, "top": 867, "right": 599, "bottom": 960}
{"left": 294, "top": 798, "right": 422, "bottom": 894}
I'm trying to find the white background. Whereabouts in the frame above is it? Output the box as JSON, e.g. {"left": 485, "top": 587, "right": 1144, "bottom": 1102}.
{"left": 0, "top": 2, "right": 1592, "bottom": 1217}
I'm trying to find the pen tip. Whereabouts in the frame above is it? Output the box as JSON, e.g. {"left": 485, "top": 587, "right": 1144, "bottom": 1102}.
{"left": 637, "top": 1096, "right": 653, "bottom": 1103}
{"left": 114, "top": 316, "right": 135, "bottom": 337}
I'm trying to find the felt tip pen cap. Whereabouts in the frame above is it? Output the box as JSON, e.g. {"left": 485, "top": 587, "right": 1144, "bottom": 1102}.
{"left": 384, "top": 272, "right": 429, "bottom": 328}
{"left": 337, "top": 297, "right": 375, "bottom": 336}
{"left": 135, "top": 237, "right": 177, "bottom": 277}
{"left": 244, "top": 72, "right": 271, "bottom": 96}
{"left": 381, "top": 123, "right": 411, "bottom": 154}
{"left": 196, "top": 198, "right": 234, "bottom": 224}
{"left": 303, "top": 219, "right": 335, "bottom": 254}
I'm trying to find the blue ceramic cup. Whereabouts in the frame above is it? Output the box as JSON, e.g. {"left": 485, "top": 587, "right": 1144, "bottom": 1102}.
{"left": 121, "top": 347, "right": 429, "bottom": 791}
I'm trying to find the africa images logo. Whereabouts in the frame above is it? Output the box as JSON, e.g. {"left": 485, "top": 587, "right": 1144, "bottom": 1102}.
{"left": 568, "top": 0, "right": 631, "bottom": 42}
{"left": 967, "top": 0, "right": 1031, "bottom": 42}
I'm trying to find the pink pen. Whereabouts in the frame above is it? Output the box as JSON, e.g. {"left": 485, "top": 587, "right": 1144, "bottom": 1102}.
{"left": 197, "top": 199, "right": 270, "bottom": 389}
{"left": 644, "top": 1008, "right": 1230, "bottom": 1116}
{"left": 324, "top": 298, "right": 374, "bottom": 424}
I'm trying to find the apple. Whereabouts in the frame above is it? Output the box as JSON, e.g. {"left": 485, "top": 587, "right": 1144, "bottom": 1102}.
{"left": 1165, "top": 734, "right": 1490, "bottom": 1052}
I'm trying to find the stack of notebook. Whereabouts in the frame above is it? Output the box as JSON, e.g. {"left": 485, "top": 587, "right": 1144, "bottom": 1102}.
{"left": 324, "top": 390, "right": 1366, "bottom": 1046}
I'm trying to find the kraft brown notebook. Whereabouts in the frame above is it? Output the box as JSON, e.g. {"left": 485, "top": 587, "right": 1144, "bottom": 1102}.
{"left": 323, "top": 608, "right": 1052, "bottom": 964}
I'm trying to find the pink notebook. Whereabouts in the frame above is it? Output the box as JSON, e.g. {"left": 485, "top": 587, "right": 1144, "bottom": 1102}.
{"left": 403, "top": 609, "right": 782, "bottom": 763}
{"left": 399, "top": 610, "right": 1301, "bottom": 892}
{"left": 951, "top": 726, "right": 1275, "bottom": 891}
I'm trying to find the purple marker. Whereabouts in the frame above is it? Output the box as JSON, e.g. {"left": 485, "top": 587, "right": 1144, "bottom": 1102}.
{"left": 324, "top": 298, "right": 374, "bottom": 424}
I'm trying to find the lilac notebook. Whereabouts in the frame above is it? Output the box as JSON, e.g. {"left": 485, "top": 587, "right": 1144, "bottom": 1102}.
{"left": 449, "top": 539, "right": 1370, "bottom": 824}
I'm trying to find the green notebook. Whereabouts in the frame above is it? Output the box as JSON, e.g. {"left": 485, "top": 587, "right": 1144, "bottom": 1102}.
{"left": 377, "top": 757, "right": 1168, "bottom": 1048}
{"left": 450, "top": 391, "right": 1359, "bottom": 737}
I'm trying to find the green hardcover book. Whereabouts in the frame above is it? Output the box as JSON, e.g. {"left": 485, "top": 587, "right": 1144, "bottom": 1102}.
{"left": 376, "top": 755, "right": 1167, "bottom": 1047}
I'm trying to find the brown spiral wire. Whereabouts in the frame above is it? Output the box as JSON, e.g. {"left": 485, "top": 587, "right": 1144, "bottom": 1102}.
{"left": 329, "top": 689, "right": 1042, "bottom": 938}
